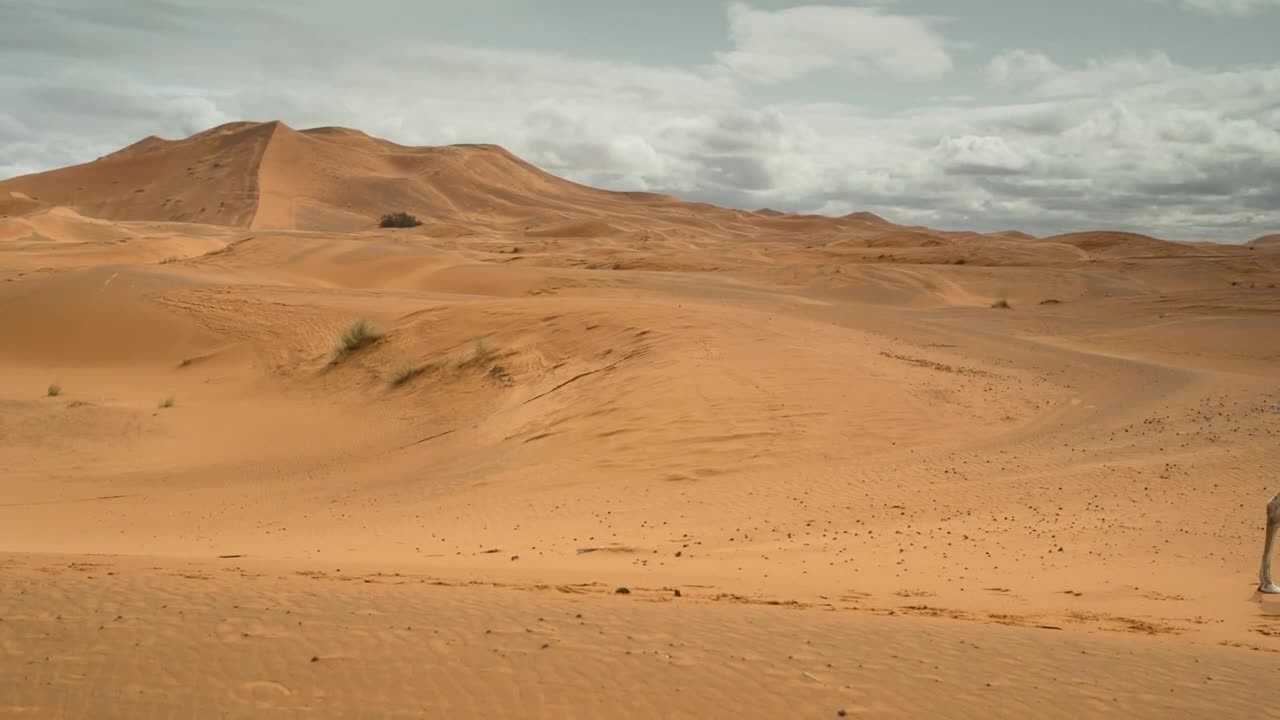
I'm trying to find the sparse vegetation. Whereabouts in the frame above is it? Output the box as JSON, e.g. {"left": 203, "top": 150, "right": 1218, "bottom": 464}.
{"left": 47, "top": 383, "right": 61, "bottom": 397}
{"left": 159, "top": 396, "right": 175, "bottom": 409}
{"left": 331, "top": 319, "right": 382, "bottom": 362}
{"left": 379, "top": 212, "right": 422, "bottom": 229}
{"left": 160, "top": 256, "right": 181, "bottom": 264}
{"left": 1039, "top": 299, "right": 1062, "bottom": 305}
{"left": 991, "top": 298, "right": 1012, "bottom": 309}
{"left": 390, "top": 363, "right": 427, "bottom": 387}
{"left": 455, "top": 338, "right": 498, "bottom": 370}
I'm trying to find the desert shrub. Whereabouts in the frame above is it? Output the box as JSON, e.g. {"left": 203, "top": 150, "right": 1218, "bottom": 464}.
{"left": 47, "top": 383, "right": 61, "bottom": 397}
{"left": 332, "top": 319, "right": 382, "bottom": 362}
{"left": 159, "top": 396, "right": 175, "bottom": 408}
{"left": 991, "top": 298, "right": 1012, "bottom": 309}
{"left": 1039, "top": 299, "right": 1061, "bottom": 305}
{"left": 379, "top": 212, "right": 422, "bottom": 228}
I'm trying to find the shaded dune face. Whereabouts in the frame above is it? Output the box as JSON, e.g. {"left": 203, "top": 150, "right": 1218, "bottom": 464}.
{"left": 1, "top": 120, "right": 1279, "bottom": 719}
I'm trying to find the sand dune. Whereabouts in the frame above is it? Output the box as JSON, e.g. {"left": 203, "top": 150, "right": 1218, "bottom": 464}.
{"left": 0, "top": 121, "right": 693, "bottom": 234}
{"left": 1, "top": 121, "right": 1279, "bottom": 718}
{"left": 1041, "top": 230, "right": 1238, "bottom": 259}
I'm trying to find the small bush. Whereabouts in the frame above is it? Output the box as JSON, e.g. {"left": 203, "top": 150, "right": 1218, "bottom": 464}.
{"left": 953, "top": 258, "right": 967, "bottom": 265}
{"left": 390, "top": 364, "right": 426, "bottom": 387}
{"left": 1039, "top": 299, "right": 1061, "bottom": 305}
{"left": 991, "top": 298, "right": 1012, "bottom": 309}
{"left": 47, "top": 383, "right": 61, "bottom": 397}
{"left": 332, "top": 319, "right": 382, "bottom": 362}
{"left": 379, "top": 212, "right": 422, "bottom": 228}
{"left": 159, "top": 396, "right": 175, "bottom": 408}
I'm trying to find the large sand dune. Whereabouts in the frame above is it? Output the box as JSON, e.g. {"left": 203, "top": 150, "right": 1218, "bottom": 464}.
{"left": 2, "top": 121, "right": 1279, "bottom": 718}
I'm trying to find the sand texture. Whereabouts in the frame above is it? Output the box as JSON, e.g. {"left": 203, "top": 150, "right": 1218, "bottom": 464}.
{"left": 2, "top": 121, "right": 1279, "bottom": 718}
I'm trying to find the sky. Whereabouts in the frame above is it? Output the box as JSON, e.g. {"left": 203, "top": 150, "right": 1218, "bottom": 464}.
{"left": 1, "top": 0, "right": 1278, "bottom": 241}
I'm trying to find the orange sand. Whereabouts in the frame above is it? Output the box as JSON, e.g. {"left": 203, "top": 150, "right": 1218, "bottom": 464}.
{"left": 1, "top": 121, "right": 1279, "bottom": 718}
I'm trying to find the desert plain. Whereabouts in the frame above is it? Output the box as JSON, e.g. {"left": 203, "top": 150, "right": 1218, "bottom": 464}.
{"left": 1, "top": 120, "right": 1279, "bottom": 718}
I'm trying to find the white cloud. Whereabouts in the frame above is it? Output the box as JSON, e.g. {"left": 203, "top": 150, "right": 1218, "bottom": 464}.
{"left": 1149, "top": 0, "right": 1280, "bottom": 14}
{"left": 716, "top": 3, "right": 953, "bottom": 83}
{"left": 989, "top": 50, "right": 1185, "bottom": 97}
{"left": 987, "top": 50, "right": 1062, "bottom": 88}
{"left": 932, "top": 135, "right": 1039, "bottom": 176}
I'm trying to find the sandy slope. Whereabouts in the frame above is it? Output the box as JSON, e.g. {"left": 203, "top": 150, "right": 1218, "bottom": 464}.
{"left": 2, "top": 122, "right": 1280, "bottom": 718}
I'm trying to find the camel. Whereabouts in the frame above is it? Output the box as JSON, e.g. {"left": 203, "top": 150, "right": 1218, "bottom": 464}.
{"left": 1260, "top": 491, "right": 1280, "bottom": 593}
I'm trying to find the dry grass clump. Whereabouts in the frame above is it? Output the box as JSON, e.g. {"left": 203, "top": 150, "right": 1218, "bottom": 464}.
{"left": 390, "top": 364, "right": 427, "bottom": 387}
{"left": 332, "top": 319, "right": 382, "bottom": 362}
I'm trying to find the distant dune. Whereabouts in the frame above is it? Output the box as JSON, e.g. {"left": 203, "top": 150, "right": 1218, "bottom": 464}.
{"left": 0, "top": 121, "right": 694, "bottom": 233}
{"left": 841, "top": 211, "right": 892, "bottom": 225}
{"left": 0, "top": 122, "right": 269, "bottom": 226}
{"left": 1040, "top": 230, "right": 1226, "bottom": 259}
{"left": 4, "top": 120, "right": 1255, "bottom": 256}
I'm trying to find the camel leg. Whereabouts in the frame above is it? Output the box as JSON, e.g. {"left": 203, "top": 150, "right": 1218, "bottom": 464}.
{"left": 1260, "top": 493, "right": 1280, "bottom": 594}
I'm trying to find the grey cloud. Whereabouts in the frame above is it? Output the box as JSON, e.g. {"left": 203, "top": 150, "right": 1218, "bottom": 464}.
{"left": 932, "top": 135, "right": 1037, "bottom": 176}
{"left": 693, "top": 155, "right": 777, "bottom": 192}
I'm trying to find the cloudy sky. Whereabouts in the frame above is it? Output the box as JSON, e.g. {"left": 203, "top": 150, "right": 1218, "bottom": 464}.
{"left": 2, "top": 0, "right": 1278, "bottom": 241}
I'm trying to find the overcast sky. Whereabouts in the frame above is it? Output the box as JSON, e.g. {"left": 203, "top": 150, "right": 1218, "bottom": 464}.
{"left": 2, "top": 0, "right": 1278, "bottom": 241}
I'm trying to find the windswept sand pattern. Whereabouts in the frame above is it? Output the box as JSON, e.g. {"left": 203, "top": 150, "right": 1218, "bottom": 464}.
{"left": 5, "top": 555, "right": 1280, "bottom": 720}
{"left": 1, "top": 121, "right": 1279, "bottom": 717}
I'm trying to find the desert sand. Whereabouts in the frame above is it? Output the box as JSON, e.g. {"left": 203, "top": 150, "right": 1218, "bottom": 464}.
{"left": 1, "top": 120, "right": 1279, "bottom": 718}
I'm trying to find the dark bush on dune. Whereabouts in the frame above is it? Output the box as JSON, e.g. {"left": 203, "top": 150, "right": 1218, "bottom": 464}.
{"left": 379, "top": 212, "right": 422, "bottom": 228}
